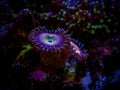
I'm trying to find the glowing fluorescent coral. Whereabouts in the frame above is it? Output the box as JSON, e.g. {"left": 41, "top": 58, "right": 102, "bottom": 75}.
{"left": 70, "top": 38, "right": 88, "bottom": 62}
{"left": 1, "top": 0, "right": 119, "bottom": 89}
{"left": 28, "top": 26, "right": 71, "bottom": 72}
{"left": 28, "top": 26, "right": 70, "bottom": 53}
{"left": 28, "top": 25, "right": 88, "bottom": 77}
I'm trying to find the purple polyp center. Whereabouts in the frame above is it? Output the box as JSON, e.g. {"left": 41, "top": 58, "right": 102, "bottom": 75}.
{"left": 36, "top": 33, "right": 63, "bottom": 46}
